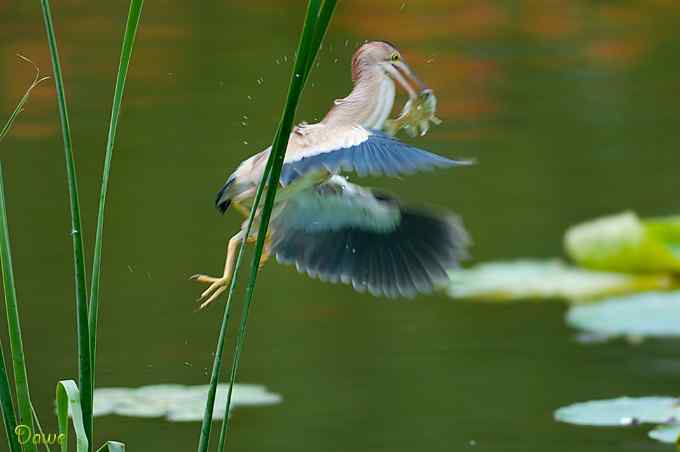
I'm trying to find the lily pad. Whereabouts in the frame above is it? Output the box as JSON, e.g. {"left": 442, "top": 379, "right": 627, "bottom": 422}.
{"left": 555, "top": 397, "right": 680, "bottom": 446}
{"left": 649, "top": 423, "right": 680, "bottom": 444}
{"left": 447, "top": 259, "right": 670, "bottom": 302}
{"left": 92, "top": 383, "right": 282, "bottom": 422}
{"left": 565, "top": 211, "right": 680, "bottom": 273}
{"left": 554, "top": 397, "right": 680, "bottom": 426}
{"left": 566, "top": 291, "right": 680, "bottom": 339}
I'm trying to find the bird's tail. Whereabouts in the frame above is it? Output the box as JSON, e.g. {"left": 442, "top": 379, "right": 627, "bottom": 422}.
{"left": 215, "top": 175, "right": 236, "bottom": 213}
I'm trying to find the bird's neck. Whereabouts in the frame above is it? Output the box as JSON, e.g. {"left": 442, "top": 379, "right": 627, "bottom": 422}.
{"left": 323, "top": 68, "right": 395, "bottom": 130}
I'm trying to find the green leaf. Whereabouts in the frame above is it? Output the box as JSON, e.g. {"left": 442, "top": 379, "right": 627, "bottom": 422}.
{"left": 565, "top": 211, "right": 680, "bottom": 273}
{"left": 566, "top": 290, "right": 680, "bottom": 340}
{"left": 89, "top": 0, "right": 144, "bottom": 391}
{"left": 39, "top": 2, "right": 93, "bottom": 449}
{"left": 56, "top": 380, "right": 89, "bottom": 452}
{"left": 447, "top": 259, "right": 671, "bottom": 302}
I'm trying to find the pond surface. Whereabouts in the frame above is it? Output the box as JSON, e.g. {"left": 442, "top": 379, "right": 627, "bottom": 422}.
{"left": 1, "top": 0, "right": 680, "bottom": 450}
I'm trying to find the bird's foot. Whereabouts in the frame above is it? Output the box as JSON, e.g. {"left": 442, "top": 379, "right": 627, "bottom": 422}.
{"left": 190, "top": 274, "right": 230, "bottom": 310}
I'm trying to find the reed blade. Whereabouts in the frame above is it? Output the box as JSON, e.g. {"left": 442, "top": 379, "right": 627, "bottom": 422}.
{"left": 0, "top": 56, "right": 48, "bottom": 452}
{"left": 56, "top": 380, "right": 89, "bottom": 452}
{"left": 0, "top": 344, "right": 19, "bottom": 452}
{"left": 0, "top": 163, "right": 36, "bottom": 452}
{"left": 195, "top": 2, "right": 338, "bottom": 451}
{"left": 39, "top": 1, "right": 92, "bottom": 449}
{"left": 89, "top": 0, "right": 144, "bottom": 389}
{"left": 216, "top": 1, "right": 337, "bottom": 451}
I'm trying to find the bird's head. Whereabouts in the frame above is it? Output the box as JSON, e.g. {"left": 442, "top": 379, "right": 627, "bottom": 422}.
{"left": 351, "top": 41, "right": 426, "bottom": 98}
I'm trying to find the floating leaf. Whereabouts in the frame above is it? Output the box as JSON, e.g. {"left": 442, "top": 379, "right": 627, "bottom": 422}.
{"left": 565, "top": 211, "right": 680, "bottom": 273}
{"left": 555, "top": 396, "right": 680, "bottom": 426}
{"left": 566, "top": 291, "right": 680, "bottom": 339}
{"left": 649, "top": 423, "right": 680, "bottom": 444}
{"left": 447, "top": 259, "right": 670, "bottom": 302}
{"left": 92, "top": 384, "right": 282, "bottom": 422}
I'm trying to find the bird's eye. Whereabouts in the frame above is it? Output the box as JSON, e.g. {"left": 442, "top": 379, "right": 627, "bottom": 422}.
{"left": 390, "top": 53, "right": 400, "bottom": 61}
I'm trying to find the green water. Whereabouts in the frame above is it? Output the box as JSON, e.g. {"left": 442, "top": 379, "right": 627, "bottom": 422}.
{"left": 2, "top": 1, "right": 680, "bottom": 450}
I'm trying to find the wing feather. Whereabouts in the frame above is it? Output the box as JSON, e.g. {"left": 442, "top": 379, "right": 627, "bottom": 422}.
{"left": 271, "top": 178, "right": 469, "bottom": 298}
{"left": 280, "top": 124, "right": 470, "bottom": 185}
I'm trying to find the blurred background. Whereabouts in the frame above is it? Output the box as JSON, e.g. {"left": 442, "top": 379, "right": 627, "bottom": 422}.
{"left": 1, "top": 0, "right": 680, "bottom": 450}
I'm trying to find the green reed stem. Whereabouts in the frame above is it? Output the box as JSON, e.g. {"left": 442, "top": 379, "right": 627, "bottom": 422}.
{"left": 39, "top": 1, "right": 93, "bottom": 450}
{"left": 215, "top": 2, "right": 336, "bottom": 451}
{"left": 196, "top": 2, "right": 337, "bottom": 451}
{"left": 0, "top": 55, "right": 48, "bottom": 452}
{"left": 89, "top": 0, "right": 144, "bottom": 389}
{"left": 0, "top": 344, "right": 19, "bottom": 452}
{"left": 0, "top": 163, "right": 35, "bottom": 452}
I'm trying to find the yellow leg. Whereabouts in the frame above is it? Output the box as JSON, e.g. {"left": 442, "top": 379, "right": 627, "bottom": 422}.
{"left": 191, "top": 231, "right": 244, "bottom": 310}
{"left": 191, "top": 231, "right": 273, "bottom": 310}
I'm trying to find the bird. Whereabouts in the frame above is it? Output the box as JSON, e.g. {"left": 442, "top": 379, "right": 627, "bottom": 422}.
{"left": 192, "top": 41, "right": 471, "bottom": 309}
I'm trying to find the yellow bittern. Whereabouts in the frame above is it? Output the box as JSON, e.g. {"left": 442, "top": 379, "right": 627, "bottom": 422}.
{"left": 192, "top": 41, "right": 470, "bottom": 308}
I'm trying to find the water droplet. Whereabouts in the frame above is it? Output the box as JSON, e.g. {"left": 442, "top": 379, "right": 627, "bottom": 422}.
{"left": 344, "top": 39, "right": 349, "bottom": 47}
{"left": 295, "top": 73, "right": 301, "bottom": 78}
{"left": 247, "top": 95, "right": 253, "bottom": 101}
{"left": 241, "top": 121, "right": 248, "bottom": 127}
{"left": 243, "top": 141, "right": 249, "bottom": 145}
{"left": 400, "top": 2, "right": 407, "bottom": 11}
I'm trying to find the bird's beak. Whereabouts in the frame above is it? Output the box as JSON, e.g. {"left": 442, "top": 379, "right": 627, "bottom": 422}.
{"left": 384, "top": 60, "right": 427, "bottom": 100}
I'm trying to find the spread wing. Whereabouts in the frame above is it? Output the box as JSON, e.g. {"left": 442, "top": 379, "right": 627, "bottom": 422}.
{"left": 271, "top": 176, "right": 469, "bottom": 298}
{"left": 280, "top": 123, "right": 471, "bottom": 186}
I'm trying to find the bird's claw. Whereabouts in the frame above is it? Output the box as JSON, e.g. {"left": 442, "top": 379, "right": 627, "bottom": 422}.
{"left": 191, "top": 274, "right": 229, "bottom": 310}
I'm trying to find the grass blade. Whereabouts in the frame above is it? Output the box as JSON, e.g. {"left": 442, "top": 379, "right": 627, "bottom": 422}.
{"left": 215, "top": 1, "right": 336, "bottom": 450}
{"left": 89, "top": 0, "right": 144, "bottom": 387}
{"left": 39, "top": 1, "right": 93, "bottom": 449}
{"left": 0, "top": 162, "right": 36, "bottom": 452}
{"left": 56, "top": 380, "right": 88, "bottom": 452}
